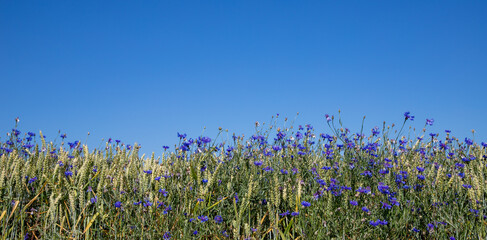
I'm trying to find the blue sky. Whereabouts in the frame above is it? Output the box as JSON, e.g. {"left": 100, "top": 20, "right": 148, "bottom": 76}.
{"left": 1, "top": 1, "right": 486, "bottom": 155}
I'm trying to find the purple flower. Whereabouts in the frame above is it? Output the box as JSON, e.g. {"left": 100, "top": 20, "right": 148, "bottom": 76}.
{"left": 325, "top": 114, "right": 332, "bottom": 122}
{"left": 426, "top": 118, "right": 434, "bottom": 126}
{"left": 115, "top": 201, "right": 122, "bottom": 208}
{"left": 90, "top": 196, "right": 97, "bottom": 204}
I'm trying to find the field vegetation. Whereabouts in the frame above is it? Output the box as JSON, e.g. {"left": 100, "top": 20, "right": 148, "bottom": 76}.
{"left": 0, "top": 112, "right": 486, "bottom": 239}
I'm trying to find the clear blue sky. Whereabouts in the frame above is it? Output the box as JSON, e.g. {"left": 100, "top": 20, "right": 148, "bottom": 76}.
{"left": 1, "top": 1, "right": 486, "bottom": 155}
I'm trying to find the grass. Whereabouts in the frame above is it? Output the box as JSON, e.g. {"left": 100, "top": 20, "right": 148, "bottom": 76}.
{"left": 0, "top": 112, "right": 486, "bottom": 239}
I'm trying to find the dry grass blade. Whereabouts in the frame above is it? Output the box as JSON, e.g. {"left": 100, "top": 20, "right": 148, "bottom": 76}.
{"left": 82, "top": 212, "right": 99, "bottom": 234}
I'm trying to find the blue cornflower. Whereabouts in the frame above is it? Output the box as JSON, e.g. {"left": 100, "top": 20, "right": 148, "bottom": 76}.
{"left": 426, "top": 118, "right": 434, "bottom": 126}
{"left": 417, "top": 175, "right": 425, "bottom": 181}
{"left": 143, "top": 201, "right": 153, "bottom": 207}
{"left": 381, "top": 201, "right": 392, "bottom": 210}
{"left": 361, "top": 207, "right": 369, "bottom": 212}
{"left": 356, "top": 187, "right": 371, "bottom": 194}
{"left": 416, "top": 167, "right": 425, "bottom": 172}
{"left": 198, "top": 215, "right": 209, "bottom": 223}
{"left": 254, "top": 161, "right": 263, "bottom": 166}
{"left": 291, "top": 212, "right": 299, "bottom": 216}
{"left": 412, "top": 227, "right": 420, "bottom": 232}
{"left": 159, "top": 189, "right": 168, "bottom": 197}
{"left": 263, "top": 166, "right": 274, "bottom": 172}
{"left": 301, "top": 201, "right": 311, "bottom": 207}
{"left": 193, "top": 230, "right": 198, "bottom": 235}
{"left": 114, "top": 201, "right": 122, "bottom": 208}
{"left": 280, "top": 169, "right": 288, "bottom": 174}
{"left": 163, "top": 231, "right": 171, "bottom": 239}
{"left": 279, "top": 211, "right": 290, "bottom": 216}
{"left": 65, "top": 171, "right": 73, "bottom": 178}
{"left": 404, "top": 111, "right": 415, "bottom": 121}
{"left": 214, "top": 215, "right": 223, "bottom": 224}
{"left": 28, "top": 177, "right": 37, "bottom": 184}
{"left": 349, "top": 200, "right": 358, "bottom": 206}
{"left": 465, "top": 138, "right": 473, "bottom": 146}
{"left": 90, "top": 196, "right": 97, "bottom": 204}
{"left": 369, "top": 221, "right": 380, "bottom": 227}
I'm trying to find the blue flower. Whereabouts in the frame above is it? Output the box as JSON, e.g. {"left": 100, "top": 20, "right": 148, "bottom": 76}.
{"left": 28, "top": 177, "right": 37, "bottom": 184}
{"left": 369, "top": 221, "right": 379, "bottom": 227}
{"left": 115, "top": 201, "right": 122, "bottom": 208}
{"left": 90, "top": 196, "right": 97, "bottom": 204}
{"left": 279, "top": 211, "right": 290, "bottom": 216}
{"left": 214, "top": 215, "right": 223, "bottom": 224}
{"left": 404, "top": 111, "right": 415, "bottom": 121}
{"left": 263, "top": 166, "right": 274, "bottom": 172}
{"left": 163, "top": 231, "right": 171, "bottom": 239}
{"left": 301, "top": 201, "right": 311, "bottom": 207}
{"left": 361, "top": 207, "right": 369, "bottom": 212}
{"left": 159, "top": 189, "right": 168, "bottom": 197}
{"left": 291, "top": 212, "right": 299, "bottom": 216}
{"left": 198, "top": 215, "right": 209, "bottom": 222}
{"left": 193, "top": 230, "right": 198, "bottom": 235}
{"left": 349, "top": 200, "right": 358, "bottom": 206}
{"left": 426, "top": 118, "right": 434, "bottom": 126}
{"left": 65, "top": 171, "right": 73, "bottom": 178}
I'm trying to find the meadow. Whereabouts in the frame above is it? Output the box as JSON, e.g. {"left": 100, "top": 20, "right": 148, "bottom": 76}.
{"left": 0, "top": 112, "right": 486, "bottom": 239}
